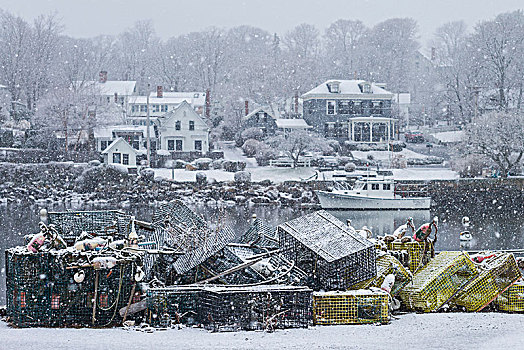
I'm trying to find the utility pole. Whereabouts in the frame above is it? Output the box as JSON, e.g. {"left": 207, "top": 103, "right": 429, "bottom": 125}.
{"left": 146, "top": 83, "right": 151, "bottom": 167}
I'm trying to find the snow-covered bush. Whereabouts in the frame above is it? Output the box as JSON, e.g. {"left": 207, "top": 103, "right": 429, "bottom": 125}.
{"left": 211, "top": 159, "right": 224, "bottom": 169}
{"left": 196, "top": 172, "right": 207, "bottom": 185}
{"left": 234, "top": 171, "right": 251, "bottom": 183}
{"left": 241, "top": 127, "right": 264, "bottom": 141}
{"left": 140, "top": 168, "right": 155, "bottom": 181}
{"left": 255, "top": 144, "right": 278, "bottom": 166}
{"left": 242, "top": 139, "right": 262, "bottom": 157}
{"left": 88, "top": 159, "right": 101, "bottom": 167}
{"left": 194, "top": 158, "right": 212, "bottom": 170}
{"left": 344, "top": 162, "right": 356, "bottom": 172}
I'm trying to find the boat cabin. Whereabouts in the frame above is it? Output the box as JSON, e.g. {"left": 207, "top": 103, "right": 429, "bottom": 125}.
{"left": 351, "top": 178, "right": 395, "bottom": 198}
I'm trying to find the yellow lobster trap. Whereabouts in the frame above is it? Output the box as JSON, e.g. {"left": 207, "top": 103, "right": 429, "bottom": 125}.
{"left": 386, "top": 241, "right": 433, "bottom": 273}
{"left": 452, "top": 253, "right": 522, "bottom": 312}
{"left": 350, "top": 254, "right": 413, "bottom": 296}
{"left": 495, "top": 282, "right": 524, "bottom": 312}
{"left": 312, "top": 290, "right": 390, "bottom": 325}
{"left": 399, "top": 251, "right": 478, "bottom": 312}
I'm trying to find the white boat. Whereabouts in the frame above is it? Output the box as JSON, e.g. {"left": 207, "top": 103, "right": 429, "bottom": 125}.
{"left": 316, "top": 177, "right": 431, "bottom": 210}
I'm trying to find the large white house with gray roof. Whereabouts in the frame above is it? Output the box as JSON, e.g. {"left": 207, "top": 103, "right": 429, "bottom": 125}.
{"left": 301, "top": 80, "right": 396, "bottom": 143}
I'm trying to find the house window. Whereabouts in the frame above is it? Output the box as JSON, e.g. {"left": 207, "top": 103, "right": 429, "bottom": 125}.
{"left": 153, "top": 104, "right": 160, "bottom": 112}
{"left": 194, "top": 140, "right": 202, "bottom": 151}
{"left": 383, "top": 184, "right": 391, "bottom": 191}
{"left": 189, "top": 121, "right": 195, "bottom": 131}
{"left": 113, "top": 153, "right": 121, "bottom": 164}
{"left": 140, "top": 105, "right": 148, "bottom": 112}
{"left": 176, "top": 140, "right": 182, "bottom": 151}
{"left": 168, "top": 140, "right": 175, "bottom": 151}
{"left": 175, "top": 121, "right": 181, "bottom": 130}
{"left": 122, "top": 154, "right": 129, "bottom": 165}
{"left": 371, "top": 184, "right": 380, "bottom": 190}
{"left": 100, "top": 141, "right": 108, "bottom": 151}
{"left": 51, "top": 294, "right": 60, "bottom": 309}
{"left": 161, "top": 104, "right": 168, "bottom": 112}
{"left": 338, "top": 101, "right": 351, "bottom": 115}
{"left": 131, "top": 105, "right": 137, "bottom": 113}
{"left": 326, "top": 101, "right": 336, "bottom": 115}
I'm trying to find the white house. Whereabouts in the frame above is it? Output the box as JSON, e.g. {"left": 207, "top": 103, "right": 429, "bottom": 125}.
{"left": 101, "top": 137, "right": 138, "bottom": 167}
{"left": 156, "top": 101, "right": 210, "bottom": 155}
{"left": 127, "top": 89, "right": 208, "bottom": 125}
{"left": 94, "top": 124, "right": 155, "bottom": 152}
{"left": 73, "top": 71, "right": 137, "bottom": 106}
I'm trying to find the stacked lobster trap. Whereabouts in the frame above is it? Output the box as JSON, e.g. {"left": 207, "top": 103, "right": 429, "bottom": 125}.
{"left": 5, "top": 246, "right": 141, "bottom": 327}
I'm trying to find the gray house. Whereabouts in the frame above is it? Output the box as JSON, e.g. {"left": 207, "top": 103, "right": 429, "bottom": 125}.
{"left": 301, "top": 80, "right": 395, "bottom": 143}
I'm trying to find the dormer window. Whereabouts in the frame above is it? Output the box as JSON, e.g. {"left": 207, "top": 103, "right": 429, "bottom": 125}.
{"left": 327, "top": 81, "right": 340, "bottom": 93}
{"left": 359, "top": 83, "right": 372, "bottom": 94}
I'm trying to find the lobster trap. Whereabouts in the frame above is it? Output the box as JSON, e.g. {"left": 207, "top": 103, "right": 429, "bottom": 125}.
{"left": 386, "top": 241, "right": 433, "bottom": 273}
{"left": 350, "top": 253, "right": 413, "bottom": 296}
{"left": 278, "top": 211, "right": 376, "bottom": 290}
{"left": 199, "top": 285, "right": 312, "bottom": 332}
{"left": 399, "top": 251, "right": 478, "bottom": 312}
{"left": 495, "top": 282, "right": 524, "bottom": 312}
{"left": 47, "top": 210, "right": 131, "bottom": 244}
{"left": 5, "top": 247, "right": 140, "bottom": 328}
{"left": 146, "top": 285, "right": 205, "bottom": 327}
{"left": 452, "top": 253, "right": 522, "bottom": 312}
{"left": 312, "top": 290, "right": 390, "bottom": 325}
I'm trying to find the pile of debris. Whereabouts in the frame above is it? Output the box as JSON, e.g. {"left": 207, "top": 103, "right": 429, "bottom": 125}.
{"left": 4, "top": 202, "right": 524, "bottom": 332}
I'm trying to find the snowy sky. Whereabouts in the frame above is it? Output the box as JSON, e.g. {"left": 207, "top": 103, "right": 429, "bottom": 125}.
{"left": 0, "top": 0, "right": 522, "bottom": 46}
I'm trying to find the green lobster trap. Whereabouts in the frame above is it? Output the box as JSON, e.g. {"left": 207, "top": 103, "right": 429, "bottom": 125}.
{"left": 47, "top": 210, "right": 131, "bottom": 244}
{"left": 386, "top": 241, "right": 433, "bottom": 273}
{"left": 199, "top": 285, "right": 312, "bottom": 332}
{"left": 452, "top": 253, "right": 522, "bottom": 312}
{"left": 399, "top": 251, "right": 478, "bottom": 312}
{"left": 5, "top": 247, "right": 141, "bottom": 328}
{"left": 312, "top": 290, "right": 390, "bottom": 325}
{"left": 495, "top": 282, "right": 524, "bottom": 312}
{"left": 146, "top": 285, "right": 204, "bottom": 327}
{"left": 350, "top": 253, "right": 412, "bottom": 296}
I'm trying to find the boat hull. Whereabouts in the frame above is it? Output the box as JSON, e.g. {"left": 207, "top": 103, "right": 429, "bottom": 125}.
{"left": 316, "top": 191, "right": 431, "bottom": 210}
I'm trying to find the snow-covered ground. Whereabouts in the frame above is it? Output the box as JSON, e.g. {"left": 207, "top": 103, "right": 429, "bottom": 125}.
{"left": 1, "top": 313, "right": 523, "bottom": 350}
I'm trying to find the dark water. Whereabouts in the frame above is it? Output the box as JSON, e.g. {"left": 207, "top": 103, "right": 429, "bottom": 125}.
{"left": 1, "top": 202, "right": 523, "bottom": 304}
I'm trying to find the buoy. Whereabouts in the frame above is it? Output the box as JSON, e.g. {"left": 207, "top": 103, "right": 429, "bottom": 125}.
{"left": 460, "top": 231, "right": 472, "bottom": 241}
{"left": 393, "top": 217, "right": 415, "bottom": 239}
{"left": 135, "top": 266, "right": 145, "bottom": 282}
{"left": 74, "top": 270, "right": 85, "bottom": 283}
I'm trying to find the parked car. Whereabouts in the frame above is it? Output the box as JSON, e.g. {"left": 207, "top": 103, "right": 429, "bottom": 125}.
{"left": 405, "top": 131, "right": 425, "bottom": 143}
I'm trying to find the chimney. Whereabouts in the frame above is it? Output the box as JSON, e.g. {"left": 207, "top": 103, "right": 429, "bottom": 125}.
{"left": 205, "top": 89, "right": 211, "bottom": 118}
{"left": 114, "top": 92, "right": 118, "bottom": 103}
{"left": 294, "top": 91, "right": 299, "bottom": 115}
{"left": 244, "top": 100, "right": 249, "bottom": 116}
{"left": 156, "top": 86, "right": 163, "bottom": 98}
{"left": 99, "top": 71, "right": 107, "bottom": 83}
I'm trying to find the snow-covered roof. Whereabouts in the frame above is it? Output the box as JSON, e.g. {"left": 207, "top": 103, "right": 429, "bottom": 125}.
{"left": 73, "top": 80, "right": 136, "bottom": 96}
{"left": 101, "top": 137, "right": 137, "bottom": 154}
{"left": 275, "top": 119, "right": 312, "bottom": 129}
{"left": 302, "top": 80, "right": 394, "bottom": 100}
{"left": 94, "top": 125, "right": 153, "bottom": 139}
{"left": 244, "top": 106, "right": 280, "bottom": 120}
{"left": 278, "top": 210, "right": 373, "bottom": 262}
{"left": 349, "top": 116, "right": 395, "bottom": 123}
{"left": 129, "top": 91, "right": 206, "bottom": 106}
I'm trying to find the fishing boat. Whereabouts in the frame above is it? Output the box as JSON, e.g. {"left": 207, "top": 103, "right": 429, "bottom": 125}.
{"left": 316, "top": 177, "right": 431, "bottom": 210}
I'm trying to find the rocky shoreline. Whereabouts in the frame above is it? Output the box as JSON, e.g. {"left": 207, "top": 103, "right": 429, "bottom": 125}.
{"left": 0, "top": 162, "right": 321, "bottom": 209}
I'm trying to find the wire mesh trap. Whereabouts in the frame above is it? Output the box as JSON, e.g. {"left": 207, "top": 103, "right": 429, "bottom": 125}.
{"left": 277, "top": 210, "right": 376, "bottom": 290}
{"left": 146, "top": 285, "right": 205, "bottom": 327}
{"left": 199, "top": 285, "right": 312, "bottom": 332}
{"left": 5, "top": 247, "right": 141, "bottom": 328}
{"left": 386, "top": 241, "right": 433, "bottom": 273}
{"left": 350, "top": 253, "right": 413, "bottom": 296}
{"left": 495, "top": 282, "right": 524, "bottom": 312}
{"left": 312, "top": 290, "right": 390, "bottom": 325}
{"left": 451, "top": 253, "right": 522, "bottom": 312}
{"left": 399, "top": 251, "right": 478, "bottom": 312}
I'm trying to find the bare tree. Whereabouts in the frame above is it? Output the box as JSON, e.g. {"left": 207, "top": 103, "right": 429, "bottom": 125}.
{"left": 325, "top": 19, "right": 367, "bottom": 76}
{"left": 469, "top": 11, "right": 524, "bottom": 111}
{"left": 266, "top": 130, "right": 329, "bottom": 168}
{"left": 463, "top": 111, "right": 524, "bottom": 177}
